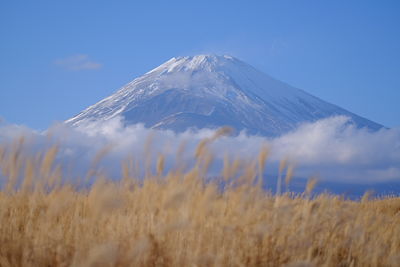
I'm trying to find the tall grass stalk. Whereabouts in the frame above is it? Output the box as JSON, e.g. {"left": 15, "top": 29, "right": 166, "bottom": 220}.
{"left": 0, "top": 136, "right": 399, "bottom": 266}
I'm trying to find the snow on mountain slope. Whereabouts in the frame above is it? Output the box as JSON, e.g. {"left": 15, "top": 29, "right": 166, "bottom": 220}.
{"left": 66, "top": 55, "right": 383, "bottom": 136}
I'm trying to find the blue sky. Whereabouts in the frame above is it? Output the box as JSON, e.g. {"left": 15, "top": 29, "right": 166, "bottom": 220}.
{"left": 1, "top": 0, "right": 399, "bottom": 129}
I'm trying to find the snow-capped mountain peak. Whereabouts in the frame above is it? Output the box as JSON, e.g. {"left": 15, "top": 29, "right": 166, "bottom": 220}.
{"left": 148, "top": 54, "right": 235, "bottom": 74}
{"left": 66, "top": 54, "right": 383, "bottom": 136}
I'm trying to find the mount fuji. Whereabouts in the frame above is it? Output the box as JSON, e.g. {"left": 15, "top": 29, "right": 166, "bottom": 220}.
{"left": 66, "top": 55, "right": 383, "bottom": 136}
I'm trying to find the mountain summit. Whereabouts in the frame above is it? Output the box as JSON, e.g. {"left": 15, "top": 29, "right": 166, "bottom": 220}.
{"left": 66, "top": 54, "right": 382, "bottom": 136}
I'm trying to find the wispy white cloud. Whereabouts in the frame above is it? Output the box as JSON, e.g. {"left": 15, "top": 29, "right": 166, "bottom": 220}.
{"left": 54, "top": 54, "right": 102, "bottom": 71}
{"left": 0, "top": 116, "right": 399, "bottom": 184}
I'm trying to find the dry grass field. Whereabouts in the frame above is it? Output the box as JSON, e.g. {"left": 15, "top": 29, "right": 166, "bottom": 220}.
{"left": 0, "top": 134, "right": 399, "bottom": 266}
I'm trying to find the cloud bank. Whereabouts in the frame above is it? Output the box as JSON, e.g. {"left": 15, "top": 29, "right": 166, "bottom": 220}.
{"left": 0, "top": 116, "right": 399, "bottom": 184}
{"left": 54, "top": 54, "right": 102, "bottom": 71}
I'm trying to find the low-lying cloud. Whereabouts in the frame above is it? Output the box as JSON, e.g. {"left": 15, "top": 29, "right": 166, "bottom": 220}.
{"left": 0, "top": 116, "right": 399, "bottom": 184}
